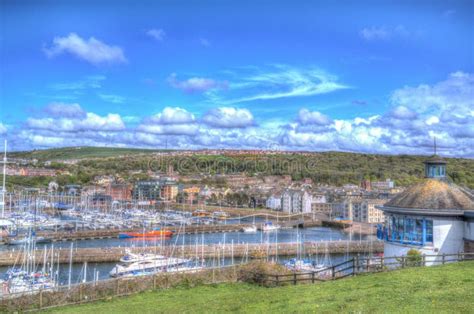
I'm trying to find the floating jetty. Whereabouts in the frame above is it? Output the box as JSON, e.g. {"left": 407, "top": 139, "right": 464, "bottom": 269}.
{"left": 2, "top": 220, "right": 324, "bottom": 244}
{"left": 1, "top": 224, "right": 252, "bottom": 244}
{"left": 0, "top": 240, "right": 383, "bottom": 265}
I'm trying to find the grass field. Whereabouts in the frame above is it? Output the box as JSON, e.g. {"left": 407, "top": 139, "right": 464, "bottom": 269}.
{"left": 46, "top": 261, "right": 474, "bottom": 313}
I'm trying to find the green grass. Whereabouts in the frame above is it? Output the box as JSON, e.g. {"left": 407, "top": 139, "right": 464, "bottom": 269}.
{"left": 46, "top": 261, "right": 474, "bottom": 313}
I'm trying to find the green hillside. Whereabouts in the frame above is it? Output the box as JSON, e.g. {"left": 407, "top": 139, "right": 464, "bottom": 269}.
{"left": 9, "top": 146, "right": 163, "bottom": 160}
{"left": 6, "top": 147, "right": 474, "bottom": 188}
{"left": 46, "top": 261, "right": 474, "bottom": 313}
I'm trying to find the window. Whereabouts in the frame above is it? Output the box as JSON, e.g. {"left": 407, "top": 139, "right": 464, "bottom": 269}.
{"left": 382, "top": 215, "right": 434, "bottom": 245}
{"left": 425, "top": 220, "right": 433, "bottom": 243}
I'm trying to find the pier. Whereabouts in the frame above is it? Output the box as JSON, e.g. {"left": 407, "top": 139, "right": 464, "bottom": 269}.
{"left": 0, "top": 240, "right": 383, "bottom": 265}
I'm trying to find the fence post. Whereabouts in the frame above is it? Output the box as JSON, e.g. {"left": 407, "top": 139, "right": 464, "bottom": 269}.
{"left": 293, "top": 273, "right": 297, "bottom": 285}
{"left": 442, "top": 253, "right": 445, "bottom": 265}
{"left": 276, "top": 275, "right": 279, "bottom": 286}
{"left": 79, "top": 284, "right": 83, "bottom": 300}
{"left": 39, "top": 289, "right": 43, "bottom": 309}
{"left": 355, "top": 255, "right": 359, "bottom": 275}
{"left": 311, "top": 272, "right": 315, "bottom": 284}
{"left": 422, "top": 254, "right": 426, "bottom": 267}
{"left": 116, "top": 279, "right": 120, "bottom": 295}
{"left": 332, "top": 266, "right": 336, "bottom": 279}
{"left": 153, "top": 275, "right": 156, "bottom": 289}
{"left": 380, "top": 256, "right": 384, "bottom": 270}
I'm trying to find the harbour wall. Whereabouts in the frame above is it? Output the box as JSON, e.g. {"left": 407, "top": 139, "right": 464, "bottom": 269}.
{"left": 0, "top": 240, "right": 383, "bottom": 265}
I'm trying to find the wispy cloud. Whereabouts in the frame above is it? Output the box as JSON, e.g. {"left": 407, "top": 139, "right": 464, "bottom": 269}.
{"left": 360, "top": 25, "right": 420, "bottom": 41}
{"left": 43, "top": 33, "right": 127, "bottom": 65}
{"left": 99, "top": 93, "right": 125, "bottom": 104}
{"left": 49, "top": 75, "right": 106, "bottom": 91}
{"left": 210, "top": 64, "right": 349, "bottom": 104}
{"left": 168, "top": 73, "right": 228, "bottom": 93}
{"left": 199, "top": 38, "right": 210, "bottom": 47}
{"left": 146, "top": 28, "right": 166, "bottom": 41}
{"left": 360, "top": 27, "right": 390, "bottom": 41}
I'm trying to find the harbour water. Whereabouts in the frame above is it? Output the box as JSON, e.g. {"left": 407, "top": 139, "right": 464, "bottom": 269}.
{"left": 0, "top": 226, "right": 375, "bottom": 285}
{"left": 0, "top": 226, "right": 370, "bottom": 252}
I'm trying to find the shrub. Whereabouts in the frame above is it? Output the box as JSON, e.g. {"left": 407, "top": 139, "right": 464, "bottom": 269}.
{"left": 238, "top": 261, "right": 290, "bottom": 286}
{"left": 406, "top": 249, "right": 423, "bottom": 267}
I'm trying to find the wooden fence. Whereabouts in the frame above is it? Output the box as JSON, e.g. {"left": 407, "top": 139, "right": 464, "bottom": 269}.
{"left": 0, "top": 265, "right": 239, "bottom": 312}
{"left": 1, "top": 252, "right": 472, "bottom": 311}
{"left": 261, "top": 252, "right": 474, "bottom": 287}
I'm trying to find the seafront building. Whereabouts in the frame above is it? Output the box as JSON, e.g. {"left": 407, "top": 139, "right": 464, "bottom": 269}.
{"left": 132, "top": 178, "right": 178, "bottom": 202}
{"left": 377, "top": 155, "right": 474, "bottom": 263}
{"left": 281, "top": 189, "right": 312, "bottom": 214}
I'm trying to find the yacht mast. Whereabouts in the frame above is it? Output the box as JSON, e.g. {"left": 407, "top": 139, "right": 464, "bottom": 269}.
{"left": 1, "top": 140, "right": 7, "bottom": 218}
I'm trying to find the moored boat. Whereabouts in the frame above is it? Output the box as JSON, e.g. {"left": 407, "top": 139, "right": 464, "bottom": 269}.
{"left": 120, "top": 250, "right": 166, "bottom": 263}
{"left": 241, "top": 225, "right": 257, "bottom": 233}
{"left": 259, "top": 222, "right": 280, "bottom": 232}
{"left": 110, "top": 256, "right": 203, "bottom": 277}
{"left": 7, "top": 236, "right": 52, "bottom": 245}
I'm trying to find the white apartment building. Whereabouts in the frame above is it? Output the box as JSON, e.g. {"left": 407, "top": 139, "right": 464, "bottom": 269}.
{"left": 281, "top": 189, "right": 312, "bottom": 214}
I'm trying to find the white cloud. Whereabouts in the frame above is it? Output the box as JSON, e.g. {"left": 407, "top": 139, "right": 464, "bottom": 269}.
{"left": 425, "top": 116, "right": 440, "bottom": 125}
{"left": 168, "top": 73, "right": 228, "bottom": 93}
{"left": 138, "top": 107, "right": 197, "bottom": 136}
{"left": 389, "top": 106, "right": 417, "bottom": 119}
{"left": 203, "top": 107, "right": 255, "bottom": 128}
{"left": 137, "top": 124, "right": 199, "bottom": 136}
{"left": 146, "top": 107, "right": 195, "bottom": 124}
{"left": 391, "top": 71, "right": 473, "bottom": 113}
{"left": 44, "top": 103, "right": 86, "bottom": 118}
{"left": 146, "top": 29, "right": 166, "bottom": 41}
{"left": 0, "top": 123, "right": 7, "bottom": 134}
{"left": 43, "top": 33, "right": 127, "bottom": 65}
{"left": 297, "top": 109, "right": 332, "bottom": 126}
{"left": 5, "top": 72, "right": 474, "bottom": 157}
{"left": 27, "top": 112, "right": 125, "bottom": 132}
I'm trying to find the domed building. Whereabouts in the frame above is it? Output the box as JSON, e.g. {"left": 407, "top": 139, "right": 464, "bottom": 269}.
{"left": 377, "top": 155, "right": 474, "bottom": 264}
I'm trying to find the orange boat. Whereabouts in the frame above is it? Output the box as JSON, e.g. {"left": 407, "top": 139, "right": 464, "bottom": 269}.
{"left": 119, "top": 229, "right": 173, "bottom": 238}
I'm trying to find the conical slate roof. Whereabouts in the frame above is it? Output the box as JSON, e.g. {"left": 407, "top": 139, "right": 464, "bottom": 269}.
{"left": 423, "top": 155, "right": 447, "bottom": 165}
{"left": 385, "top": 179, "right": 474, "bottom": 211}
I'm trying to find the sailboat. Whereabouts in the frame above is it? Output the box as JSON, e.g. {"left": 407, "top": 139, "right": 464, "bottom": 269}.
{"left": 284, "top": 230, "right": 327, "bottom": 272}
{"left": 0, "top": 237, "right": 57, "bottom": 294}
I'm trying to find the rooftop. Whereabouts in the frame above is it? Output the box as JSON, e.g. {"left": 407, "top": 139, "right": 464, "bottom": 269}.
{"left": 384, "top": 179, "right": 474, "bottom": 212}
{"left": 423, "top": 155, "right": 447, "bottom": 165}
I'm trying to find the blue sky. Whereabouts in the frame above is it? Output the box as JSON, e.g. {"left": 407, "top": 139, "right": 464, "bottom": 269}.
{"left": 0, "top": 0, "right": 473, "bottom": 156}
